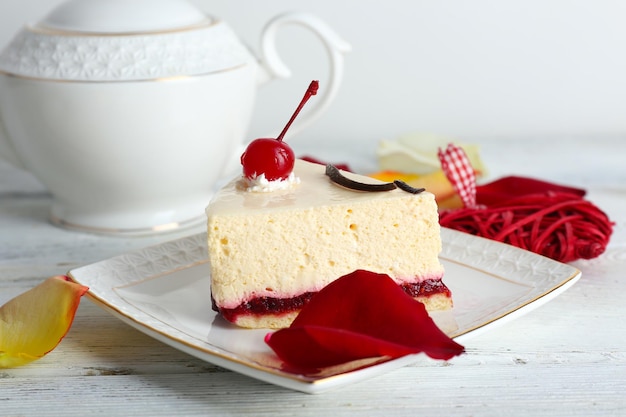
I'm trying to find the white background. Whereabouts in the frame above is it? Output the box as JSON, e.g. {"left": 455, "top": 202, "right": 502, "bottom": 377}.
{"left": 2, "top": 0, "right": 625, "bottom": 146}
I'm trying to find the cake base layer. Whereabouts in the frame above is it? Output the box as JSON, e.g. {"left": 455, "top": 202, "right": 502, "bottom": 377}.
{"left": 214, "top": 278, "right": 452, "bottom": 329}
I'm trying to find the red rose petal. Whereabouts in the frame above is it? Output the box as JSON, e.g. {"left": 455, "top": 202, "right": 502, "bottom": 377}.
{"left": 476, "top": 176, "right": 586, "bottom": 206}
{"left": 265, "top": 326, "right": 419, "bottom": 369}
{"left": 299, "top": 155, "right": 352, "bottom": 172}
{"left": 265, "top": 270, "right": 464, "bottom": 369}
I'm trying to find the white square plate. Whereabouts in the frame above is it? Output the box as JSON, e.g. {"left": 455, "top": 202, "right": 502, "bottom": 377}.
{"left": 68, "top": 228, "right": 580, "bottom": 393}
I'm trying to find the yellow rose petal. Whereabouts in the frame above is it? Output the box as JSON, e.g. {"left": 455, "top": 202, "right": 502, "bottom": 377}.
{"left": 0, "top": 275, "right": 88, "bottom": 368}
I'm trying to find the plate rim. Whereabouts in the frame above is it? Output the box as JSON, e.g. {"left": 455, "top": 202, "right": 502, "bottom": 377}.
{"left": 68, "top": 227, "right": 581, "bottom": 393}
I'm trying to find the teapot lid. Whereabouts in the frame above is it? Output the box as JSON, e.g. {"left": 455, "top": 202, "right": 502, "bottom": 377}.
{"left": 37, "top": 0, "right": 210, "bottom": 34}
{"left": 0, "top": 0, "right": 255, "bottom": 82}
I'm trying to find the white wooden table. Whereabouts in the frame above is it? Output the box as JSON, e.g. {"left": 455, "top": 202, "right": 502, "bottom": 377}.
{"left": 1, "top": 136, "right": 625, "bottom": 416}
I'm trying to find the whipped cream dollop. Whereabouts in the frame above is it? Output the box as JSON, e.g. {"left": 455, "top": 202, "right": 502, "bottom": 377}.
{"left": 241, "top": 172, "right": 300, "bottom": 193}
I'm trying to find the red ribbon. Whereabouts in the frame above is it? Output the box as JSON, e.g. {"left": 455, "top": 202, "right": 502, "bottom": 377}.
{"left": 438, "top": 144, "right": 478, "bottom": 208}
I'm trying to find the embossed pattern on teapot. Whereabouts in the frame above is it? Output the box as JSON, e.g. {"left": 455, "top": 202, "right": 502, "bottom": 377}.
{"left": 0, "top": 21, "right": 252, "bottom": 82}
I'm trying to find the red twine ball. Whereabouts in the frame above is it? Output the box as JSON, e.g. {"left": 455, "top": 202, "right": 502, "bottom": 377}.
{"left": 437, "top": 144, "right": 614, "bottom": 263}
{"left": 439, "top": 191, "right": 613, "bottom": 263}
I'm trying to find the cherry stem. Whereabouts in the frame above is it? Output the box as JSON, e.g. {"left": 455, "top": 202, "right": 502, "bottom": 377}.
{"left": 276, "top": 80, "right": 319, "bottom": 142}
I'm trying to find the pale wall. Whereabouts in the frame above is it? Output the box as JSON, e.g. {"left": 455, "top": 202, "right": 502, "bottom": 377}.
{"left": 2, "top": 0, "right": 625, "bottom": 145}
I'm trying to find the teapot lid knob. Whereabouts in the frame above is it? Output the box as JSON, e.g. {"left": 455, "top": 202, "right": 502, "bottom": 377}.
{"left": 37, "top": 0, "right": 209, "bottom": 34}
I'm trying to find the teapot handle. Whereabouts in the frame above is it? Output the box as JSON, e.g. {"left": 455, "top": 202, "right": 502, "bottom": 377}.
{"left": 258, "top": 12, "right": 351, "bottom": 138}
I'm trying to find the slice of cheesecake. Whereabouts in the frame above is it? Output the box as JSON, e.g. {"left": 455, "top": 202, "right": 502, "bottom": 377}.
{"left": 206, "top": 159, "right": 451, "bottom": 329}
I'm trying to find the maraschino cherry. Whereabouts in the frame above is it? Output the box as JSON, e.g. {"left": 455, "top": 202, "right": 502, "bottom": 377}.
{"left": 241, "top": 80, "right": 319, "bottom": 181}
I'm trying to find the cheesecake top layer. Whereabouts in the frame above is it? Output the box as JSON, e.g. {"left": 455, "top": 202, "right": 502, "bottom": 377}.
{"left": 206, "top": 159, "right": 436, "bottom": 216}
{"left": 206, "top": 159, "right": 444, "bottom": 313}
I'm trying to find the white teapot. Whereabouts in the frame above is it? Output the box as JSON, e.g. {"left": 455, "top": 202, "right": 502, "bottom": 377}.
{"left": 0, "top": 0, "right": 350, "bottom": 234}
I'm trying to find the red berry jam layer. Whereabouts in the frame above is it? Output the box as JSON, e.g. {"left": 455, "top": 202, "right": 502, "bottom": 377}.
{"left": 214, "top": 278, "right": 450, "bottom": 324}
{"left": 400, "top": 279, "right": 451, "bottom": 299}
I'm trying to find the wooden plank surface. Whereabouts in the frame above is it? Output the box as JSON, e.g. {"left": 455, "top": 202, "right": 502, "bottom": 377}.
{"left": 1, "top": 136, "right": 625, "bottom": 416}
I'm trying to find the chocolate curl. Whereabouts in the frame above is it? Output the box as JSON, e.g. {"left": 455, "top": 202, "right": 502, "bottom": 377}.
{"left": 438, "top": 144, "right": 613, "bottom": 262}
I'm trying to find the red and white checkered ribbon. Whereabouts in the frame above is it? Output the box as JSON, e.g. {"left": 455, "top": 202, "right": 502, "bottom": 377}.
{"left": 438, "top": 143, "right": 477, "bottom": 208}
